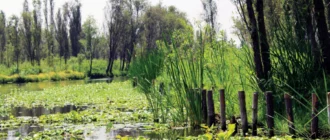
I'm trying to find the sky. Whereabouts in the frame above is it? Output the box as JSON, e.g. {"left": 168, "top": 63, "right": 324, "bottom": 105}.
{"left": 0, "top": 0, "right": 238, "bottom": 42}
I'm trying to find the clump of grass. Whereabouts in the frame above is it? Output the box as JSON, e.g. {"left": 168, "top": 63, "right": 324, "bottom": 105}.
{"left": 128, "top": 49, "right": 165, "bottom": 121}
{"left": 160, "top": 30, "right": 204, "bottom": 127}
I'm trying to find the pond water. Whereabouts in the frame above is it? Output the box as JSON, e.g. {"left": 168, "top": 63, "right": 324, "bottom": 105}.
{"left": 0, "top": 77, "right": 204, "bottom": 139}
{"left": 1, "top": 123, "right": 203, "bottom": 140}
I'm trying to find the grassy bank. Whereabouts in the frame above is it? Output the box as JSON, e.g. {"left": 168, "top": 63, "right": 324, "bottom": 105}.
{"left": 0, "top": 57, "right": 127, "bottom": 84}
{"left": 0, "top": 70, "right": 85, "bottom": 84}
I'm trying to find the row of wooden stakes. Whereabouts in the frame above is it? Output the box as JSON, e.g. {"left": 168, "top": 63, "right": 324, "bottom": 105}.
{"left": 132, "top": 79, "right": 325, "bottom": 138}
{"left": 202, "top": 89, "right": 323, "bottom": 139}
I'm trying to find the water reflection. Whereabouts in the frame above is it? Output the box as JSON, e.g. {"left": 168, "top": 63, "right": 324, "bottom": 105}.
{"left": 2, "top": 124, "right": 203, "bottom": 140}
{"left": 5, "top": 124, "right": 44, "bottom": 140}
{"left": 85, "top": 125, "right": 203, "bottom": 140}
{"left": 12, "top": 105, "right": 88, "bottom": 117}
{"left": 86, "top": 77, "right": 128, "bottom": 84}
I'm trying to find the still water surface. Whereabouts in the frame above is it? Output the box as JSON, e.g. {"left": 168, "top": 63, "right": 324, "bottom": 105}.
{"left": 0, "top": 78, "right": 202, "bottom": 139}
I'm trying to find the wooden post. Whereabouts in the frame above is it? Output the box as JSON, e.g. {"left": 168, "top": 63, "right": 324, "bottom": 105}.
{"left": 207, "top": 90, "right": 215, "bottom": 127}
{"left": 132, "top": 77, "right": 137, "bottom": 87}
{"left": 219, "top": 89, "right": 226, "bottom": 131}
{"left": 327, "top": 92, "right": 330, "bottom": 125}
{"left": 265, "top": 91, "right": 274, "bottom": 137}
{"left": 311, "top": 93, "right": 318, "bottom": 139}
{"left": 201, "top": 89, "right": 207, "bottom": 124}
{"left": 230, "top": 116, "right": 238, "bottom": 135}
{"left": 252, "top": 92, "right": 258, "bottom": 136}
{"left": 284, "top": 93, "right": 295, "bottom": 135}
{"left": 159, "top": 82, "right": 165, "bottom": 95}
{"left": 238, "top": 91, "right": 248, "bottom": 136}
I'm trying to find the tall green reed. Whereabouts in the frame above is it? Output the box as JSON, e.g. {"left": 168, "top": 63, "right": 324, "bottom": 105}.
{"left": 128, "top": 49, "right": 165, "bottom": 121}
{"left": 162, "top": 30, "right": 204, "bottom": 127}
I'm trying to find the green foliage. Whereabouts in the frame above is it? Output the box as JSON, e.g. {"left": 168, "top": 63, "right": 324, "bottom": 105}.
{"left": 162, "top": 30, "right": 204, "bottom": 126}
{"left": 0, "top": 57, "right": 128, "bottom": 84}
{"left": 129, "top": 49, "right": 164, "bottom": 93}
{"left": 128, "top": 49, "right": 165, "bottom": 120}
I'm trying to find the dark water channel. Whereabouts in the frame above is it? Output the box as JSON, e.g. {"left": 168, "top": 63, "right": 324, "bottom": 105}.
{"left": 0, "top": 77, "right": 203, "bottom": 139}
{"left": 11, "top": 105, "right": 88, "bottom": 117}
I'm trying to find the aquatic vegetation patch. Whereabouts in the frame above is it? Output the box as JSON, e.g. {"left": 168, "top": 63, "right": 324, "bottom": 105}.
{"left": 4, "top": 81, "right": 147, "bottom": 109}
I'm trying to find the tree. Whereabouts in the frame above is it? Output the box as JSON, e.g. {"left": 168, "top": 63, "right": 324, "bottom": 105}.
{"left": 256, "top": 0, "right": 271, "bottom": 80}
{"left": 8, "top": 16, "right": 20, "bottom": 73}
{"left": 44, "top": 0, "right": 56, "bottom": 65}
{"left": 234, "top": 0, "right": 271, "bottom": 90}
{"left": 242, "top": 0, "right": 264, "bottom": 81}
{"left": 143, "top": 5, "right": 165, "bottom": 50}
{"left": 0, "top": 11, "right": 6, "bottom": 64}
{"left": 55, "top": 4, "right": 70, "bottom": 64}
{"left": 314, "top": 0, "right": 330, "bottom": 73}
{"left": 82, "top": 16, "right": 98, "bottom": 76}
{"left": 32, "top": 0, "right": 42, "bottom": 66}
{"left": 201, "top": 0, "right": 217, "bottom": 40}
{"left": 49, "top": 0, "right": 55, "bottom": 57}
{"left": 305, "top": 0, "right": 319, "bottom": 65}
{"left": 69, "top": 0, "right": 82, "bottom": 57}
{"left": 324, "top": 0, "right": 330, "bottom": 28}
{"left": 105, "top": 0, "right": 126, "bottom": 77}
{"left": 22, "top": 0, "right": 34, "bottom": 64}
{"left": 126, "top": 0, "right": 146, "bottom": 69}
{"left": 143, "top": 4, "right": 190, "bottom": 51}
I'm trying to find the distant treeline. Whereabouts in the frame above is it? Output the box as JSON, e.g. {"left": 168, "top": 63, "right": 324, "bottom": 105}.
{"left": 0, "top": 0, "right": 193, "bottom": 77}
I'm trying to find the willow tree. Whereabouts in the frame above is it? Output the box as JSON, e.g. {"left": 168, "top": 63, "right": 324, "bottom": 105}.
{"left": 105, "top": 0, "right": 125, "bottom": 77}
{"left": 55, "top": 4, "right": 70, "bottom": 64}
{"left": 8, "top": 16, "right": 20, "bottom": 73}
{"left": 44, "top": 0, "right": 56, "bottom": 65}
{"left": 0, "top": 11, "right": 6, "bottom": 64}
{"left": 201, "top": 0, "right": 217, "bottom": 40}
{"left": 82, "top": 16, "right": 98, "bottom": 76}
{"left": 125, "top": 0, "right": 146, "bottom": 69}
{"left": 32, "top": 0, "right": 42, "bottom": 66}
{"left": 69, "top": 0, "right": 82, "bottom": 57}
{"left": 22, "top": 0, "right": 34, "bottom": 64}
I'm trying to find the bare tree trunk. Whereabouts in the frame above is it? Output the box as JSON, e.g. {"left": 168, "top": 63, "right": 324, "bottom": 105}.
{"left": 324, "top": 0, "right": 330, "bottom": 28}
{"left": 256, "top": 0, "right": 271, "bottom": 79}
{"left": 89, "top": 53, "right": 93, "bottom": 76}
{"left": 313, "top": 0, "right": 330, "bottom": 73}
{"left": 246, "top": 0, "right": 264, "bottom": 81}
{"left": 306, "top": 0, "right": 320, "bottom": 65}
{"left": 120, "top": 53, "right": 125, "bottom": 71}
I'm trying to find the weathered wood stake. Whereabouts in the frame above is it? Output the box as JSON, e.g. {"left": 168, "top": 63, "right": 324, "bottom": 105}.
{"left": 230, "top": 116, "right": 238, "bottom": 135}
{"left": 219, "top": 89, "right": 226, "bottom": 131}
{"left": 252, "top": 92, "right": 258, "bottom": 136}
{"left": 311, "top": 93, "right": 318, "bottom": 139}
{"left": 327, "top": 92, "right": 330, "bottom": 125}
{"left": 201, "top": 89, "right": 207, "bottom": 124}
{"left": 132, "top": 77, "right": 137, "bottom": 87}
{"left": 238, "top": 91, "right": 248, "bottom": 136}
{"left": 159, "top": 82, "right": 165, "bottom": 95}
{"left": 207, "top": 90, "right": 215, "bottom": 127}
{"left": 265, "top": 91, "right": 274, "bottom": 137}
{"left": 284, "top": 93, "right": 295, "bottom": 135}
